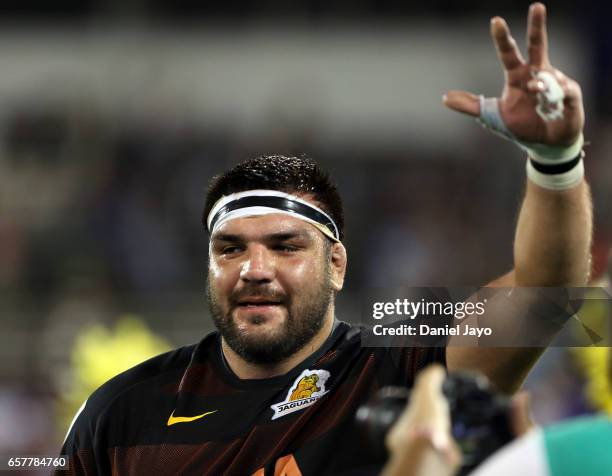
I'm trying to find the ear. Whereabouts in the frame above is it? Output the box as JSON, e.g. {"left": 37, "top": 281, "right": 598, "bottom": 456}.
{"left": 329, "top": 241, "right": 347, "bottom": 292}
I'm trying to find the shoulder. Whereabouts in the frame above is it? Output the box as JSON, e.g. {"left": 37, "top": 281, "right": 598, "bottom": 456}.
{"left": 472, "top": 416, "right": 612, "bottom": 476}
{"left": 336, "top": 321, "right": 367, "bottom": 343}
{"left": 544, "top": 414, "right": 612, "bottom": 441}
{"left": 89, "top": 344, "right": 195, "bottom": 409}
{"left": 340, "top": 321, "right": 445, "bottom": 360}
{"left": 543, "top": 415, "right": 612, "bottom": 475}
{"left": 62, "top": 341, "right": 201, "bottom": 452}
{"left": 331, "top": 321, "right": 446, "bottom": 385}
{"left": 468, "top": 429, "right": 547, "bottom": 476}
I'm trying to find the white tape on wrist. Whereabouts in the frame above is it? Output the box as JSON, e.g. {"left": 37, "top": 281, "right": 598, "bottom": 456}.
{"left": 526, "top": 157, "right": 584, "bottom": 190}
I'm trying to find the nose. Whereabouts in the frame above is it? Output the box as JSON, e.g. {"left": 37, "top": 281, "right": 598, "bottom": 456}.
{"left": 239, "top": 244, "right": 275, "bottom": 283}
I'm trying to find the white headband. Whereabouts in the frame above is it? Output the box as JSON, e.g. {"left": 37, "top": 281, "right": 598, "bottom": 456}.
{"left": 207, "top": 189, "right": 340, "bottom": 242}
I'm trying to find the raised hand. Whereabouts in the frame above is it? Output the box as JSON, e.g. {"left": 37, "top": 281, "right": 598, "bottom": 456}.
{"left": 443, "top": 3, "right": 584, "bottom": 147}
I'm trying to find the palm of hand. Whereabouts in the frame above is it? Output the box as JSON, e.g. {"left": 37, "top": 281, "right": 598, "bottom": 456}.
{"left": 501, "top": 66, "right": 584, "bottom": 146}
{"left": 444, "top": 3, "right": 584, "bottom": 148}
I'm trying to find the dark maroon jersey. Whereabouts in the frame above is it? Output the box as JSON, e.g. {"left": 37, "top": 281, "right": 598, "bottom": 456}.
{"left": 58, "top": 321, "right": 445, "bottom": 475}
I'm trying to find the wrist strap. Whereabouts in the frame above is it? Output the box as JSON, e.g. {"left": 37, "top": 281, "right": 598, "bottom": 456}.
{"left": 526, "top": 151, "right": 584, "bottom": 190}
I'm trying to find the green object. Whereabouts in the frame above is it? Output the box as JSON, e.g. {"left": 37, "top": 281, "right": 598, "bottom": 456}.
{"left": 544, "top": 415, "right": 612, "bottom": 476}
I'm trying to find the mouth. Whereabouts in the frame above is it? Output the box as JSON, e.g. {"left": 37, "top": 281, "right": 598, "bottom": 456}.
{"left": 234, "top": 300, "right": 284, "bottom": 324}
{"left": 237, "top": 300, "right": 283, "bottom": 308}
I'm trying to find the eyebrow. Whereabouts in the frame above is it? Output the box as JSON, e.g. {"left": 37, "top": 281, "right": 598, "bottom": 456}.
{"left": 212, "top": 230, "right": 313, "bottom": 243}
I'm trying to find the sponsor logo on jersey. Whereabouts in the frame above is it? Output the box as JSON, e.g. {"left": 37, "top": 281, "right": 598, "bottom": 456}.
{"left": 270, "top": 369, "right": 330, "bottom": 420}
{"left": 166, "top": 409, "right": 218, "bottom": 426}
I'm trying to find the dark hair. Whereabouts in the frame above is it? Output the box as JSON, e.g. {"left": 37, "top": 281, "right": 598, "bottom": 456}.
{"left": 203, "top": 154, "right": 344, "bottom": 240}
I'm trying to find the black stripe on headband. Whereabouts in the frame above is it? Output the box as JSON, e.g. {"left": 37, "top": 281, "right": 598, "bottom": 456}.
{"left": 209, "top": 195, "right": 339, "bottom": 240}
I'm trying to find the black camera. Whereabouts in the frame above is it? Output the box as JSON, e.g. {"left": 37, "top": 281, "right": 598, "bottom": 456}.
{"left": 355, "top": 372, "right": 514, "bottom": 475}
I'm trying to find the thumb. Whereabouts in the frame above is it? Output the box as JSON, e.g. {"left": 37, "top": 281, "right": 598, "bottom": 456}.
{"left": 510, "top": 391, "right": 535, "bottom": 437}
{"left": 443, "top": 90, "right": 481, "bottom": 117}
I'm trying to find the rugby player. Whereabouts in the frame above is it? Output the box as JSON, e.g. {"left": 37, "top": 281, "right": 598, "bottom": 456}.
{"left": 59, "top": 3, "right": 592, "bottom": 475}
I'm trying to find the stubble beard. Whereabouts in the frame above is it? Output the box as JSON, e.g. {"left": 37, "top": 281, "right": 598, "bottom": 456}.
{"left": 206, "top": 268, "right": 334, "bottom": 365}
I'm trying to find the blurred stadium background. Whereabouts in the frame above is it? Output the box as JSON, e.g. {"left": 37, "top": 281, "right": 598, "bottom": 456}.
{"left": 0, "top": 0, "right": 611, "bottom": 469}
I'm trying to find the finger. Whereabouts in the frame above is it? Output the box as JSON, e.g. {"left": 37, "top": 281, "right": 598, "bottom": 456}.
{"left": 415, "top": 364, "right": 446, "bottom": 392}
{"left": 551, "top": 69, "right": 566, "bottom": 83}
{"left": 447, "top": 439, "right": 464, "bottom": 471}
{"left": 550, "top": 70, "right": 582, "bottom": 104}
{"left": 510, "top": 391, "right": 535, "bottom": 437}
{"left": 542, "top": 70, "right": 582, "bottom": 112}
{"left": 563, "top": 81, "right": 583, "bottom": 111}
{"left": 443, "top": 90, "right": 480, "bottom": 117}
{"left": 527, "top": 70, "right": 579, "bottom": 107}
{"left": 527, "top": 78, "right": 547, "bottom": 94}
{"left": 491, "top": 16, "right": 525, "bottom": 71}
{"left": 387, "top": 364, "right": 447, "bottom": 450}
{"left": 410, "top": 364, "right": 447, "bottom": 404}
{"left": 527, "top": 3, "right": 549, "bottom": 67}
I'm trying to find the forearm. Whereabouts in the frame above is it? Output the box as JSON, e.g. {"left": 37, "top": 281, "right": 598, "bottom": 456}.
{"left": 513, "top": 177, "right": 592, "bottom": 286}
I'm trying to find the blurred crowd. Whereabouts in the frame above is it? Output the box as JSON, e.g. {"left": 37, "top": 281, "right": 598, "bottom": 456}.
{"left": 1, "top": 95, "right": 610, "bottom": 460}
{"left": 0, "top": 1, "right": 611, "bottom": 468}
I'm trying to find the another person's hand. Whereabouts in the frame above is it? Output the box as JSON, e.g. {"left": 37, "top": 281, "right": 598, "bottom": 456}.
{"left": 382, "top": 365, "right": 462, "bottom": 476}
{"left": 510, "top": 391, "right": 536, "bottom": 437}
{"left": 382, "top": 365, "right": 536, "bottom": 476}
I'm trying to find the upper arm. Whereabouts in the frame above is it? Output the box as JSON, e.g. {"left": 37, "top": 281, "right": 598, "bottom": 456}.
{"left": 485, "top": 270, "right": 515, "bottom": 288}
{"left": 446, "top": 346, "right": 544, "bottom": 393}
{"left": 446, "top": 269, "right": 547, "bottom": 394}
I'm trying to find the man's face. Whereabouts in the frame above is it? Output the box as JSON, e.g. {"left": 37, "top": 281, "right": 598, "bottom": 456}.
{"left": 207, "top": 213, "right": 335, "bottom": 364}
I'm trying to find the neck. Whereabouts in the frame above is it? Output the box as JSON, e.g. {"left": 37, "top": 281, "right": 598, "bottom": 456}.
{"left": 221, "top": 308, "right": 336, "bottom": 380}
